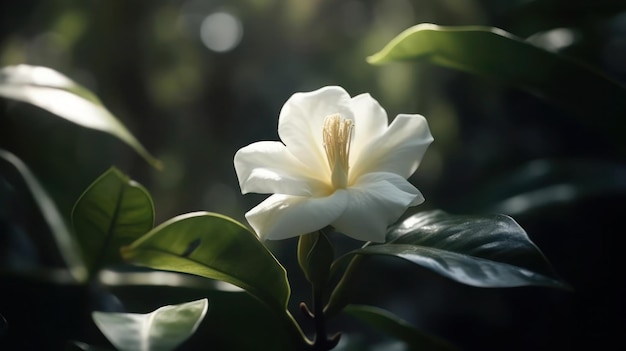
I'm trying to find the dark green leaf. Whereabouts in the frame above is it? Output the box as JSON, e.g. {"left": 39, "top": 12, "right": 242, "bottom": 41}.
{"left": 72, "top": 167, "right": 154, "bottom": 278}
{"left": 357, "top": 210, "right": 568, "bottom": 289}
{"left": 345, "top": 304, "right": 459, "bottom": 351}
{"left": 368, "top": 24, "right": 626, "bottom": 144}
{"left": 92, "top": 298, "right": 208, "bottom": 351}
{"left": 0, "top": 313, "right": 7, "bottom": 337}
{"left": 121, "top": 212, "right": 290, "bottom": 313}
{"left": 0, "top": 65, "right": 161, "bottom": 168}
{"left": 0, "top": 149, "right": 86, "bottom": 282}
{"left": 461, "top": 159, "right": 626, "bottom": 216}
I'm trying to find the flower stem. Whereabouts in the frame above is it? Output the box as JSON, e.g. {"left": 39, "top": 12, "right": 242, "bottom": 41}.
{"left": 310, "top": 285, "right": 340, "bottom": 351}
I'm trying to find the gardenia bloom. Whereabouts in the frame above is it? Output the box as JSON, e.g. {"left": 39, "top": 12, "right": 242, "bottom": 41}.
{"left": 234, "top": 86, "right": 433, "bottom": 242}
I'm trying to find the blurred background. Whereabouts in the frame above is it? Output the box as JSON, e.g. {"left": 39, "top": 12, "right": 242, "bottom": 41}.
{"left": 1, "top": 0, "right": 625, "bottom": 350}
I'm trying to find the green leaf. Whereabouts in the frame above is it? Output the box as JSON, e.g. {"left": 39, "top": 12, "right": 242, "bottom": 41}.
{"left": 345, "top": 304, "right": 459, "bottom": 351}
{"left": 297, "top": 231, "right": 334, "bottom": 286}
{"left": 92, "top": 298, "right": 208, "bottom": 351}
{"left": 0, "top": 65, "right": 161, "bottom": 168}
{"left": 0, "top": 148, "right": 86, "bottom": 282}
{"left": 121, "top": 212, "right": 290, "bottom": 314}
{"left": 72, "top": 167, "right": 154, "bottom": 278}
{"left": 461, "top": 159, "right": 626, "bottom": 216}
{"left": 326, "top": 211, "right": 567, "bottom": 317}
{"left": 368, "top": 24, "right": 626, "bottom": 143}
{"left": 359, "top": 210, "right": 568, "bottom": 289}
{"left": 121, "top": 213, "right": 310, "bottom": 347}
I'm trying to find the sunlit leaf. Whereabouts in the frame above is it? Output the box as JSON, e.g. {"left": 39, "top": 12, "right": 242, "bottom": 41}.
{"left": 121, "top": 212, "right": 290, "bottom": 313}
{"left": 345, "top": 304, "right": 458, "bottom": 351}
{"left": 72, "top": 167, "right": 154, "bottom": 278}
{"left": 368, "top": 24, "right": 626, "bottom": 143}
{"left": 0, "top": 65, "right": 161, "bottom": 168}
{"left": 0, "top": 148, "right": 86, "bottom": 281}
{"left": 121, "top": 213, "right": 310, "bottom": 347}
{"left": 109, "top": 284, "right": 302, "bottom": 351}
{"left": 92, "top": 298, "right": 208, "bottom": 351}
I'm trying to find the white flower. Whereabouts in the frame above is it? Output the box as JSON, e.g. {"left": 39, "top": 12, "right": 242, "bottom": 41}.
{"left": 234, "top": 86, "right": 433, "bottom": 242}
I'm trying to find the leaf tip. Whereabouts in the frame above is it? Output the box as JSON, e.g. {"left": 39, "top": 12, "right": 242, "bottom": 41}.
{"left": 366, "top": 54, "right": 382, "bottom": 65}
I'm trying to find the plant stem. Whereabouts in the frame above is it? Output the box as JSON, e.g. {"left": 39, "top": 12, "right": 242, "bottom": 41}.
{"left": 309, "top": 285, "right": 340, "bottom": 351}
{"left": 312, "top": 286, "right": 326, "bottom": 350}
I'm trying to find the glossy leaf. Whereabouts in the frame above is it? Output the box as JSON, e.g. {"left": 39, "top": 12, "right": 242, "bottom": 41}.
{"left": 121, "top": 212, "right": 290, "bottom": 313}
{"left": 359, "top": 210, "right": 567, "bottom": 288}
{"left": 92, "top": 298, "right": 208, "bottom": 351}
{"left": 0, "top": 149, "right": 86, "bottom": 281}
{"left": 345, "top": 304, "right": 458, "bottom": 351}
{"left": 72, "top": 167, "right": 154, "bottom": 278}
{"left": 326, "top": 211, "right": 567, "bottom": 318}
{"left": 0, "top": 65, "right": 161, "bottom": 168}
{"left": 368, "top": 24, "right": 626, "bottom": 143}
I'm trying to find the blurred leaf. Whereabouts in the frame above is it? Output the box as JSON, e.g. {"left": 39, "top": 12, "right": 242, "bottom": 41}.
{"left": 92, "top": 298, "right": 208, "bottom": 351}
{"left": 462, "top": 159, "right": 626, "bottom": 216}
{"left": 65, "top": 341, "right": 112, "bottom": 351}
{"left": 368, "top": 24, "right": 626, "bottom": 144}
{"left": 0, "top": 65, "right": 161, "bottom": 168}
{"left": 121, "top": 212, "right": 290, "bottom": 313}
{"left": 72, "top": 167, "right": 154, "bottom": 278}
{"left": 0, "top": 148, "right": 86, "bottom": 281}
{"left": 0, "top": 312, "right": 6, "bottom": 337}
{"left": 345, "top": 304, "right": 458, "bottom": 351}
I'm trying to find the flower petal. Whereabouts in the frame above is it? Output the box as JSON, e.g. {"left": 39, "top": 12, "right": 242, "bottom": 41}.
{"left": 348, "top": 93, "right": 388, "bottom": 163}
{"left": 349, "top": 114, "right": 433, "bottom": 181}
{"left": 246, "top": 191, "right": 349, "bottom": 240}
{"left": 332, "top": 172, "right": 422, "bottom": 242}
{"left": 278, "top": 86, "right": 354, "bottom": 177}
{"left": 234, "top": 141, "right": 329, "bottom": 196}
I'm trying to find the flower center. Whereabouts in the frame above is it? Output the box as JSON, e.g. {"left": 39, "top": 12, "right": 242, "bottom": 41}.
{"left": 322, "top": 114, "right": 354, "bottom": 189}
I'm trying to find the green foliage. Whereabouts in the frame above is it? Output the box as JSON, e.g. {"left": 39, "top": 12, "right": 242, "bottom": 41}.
{"left": 298, "top": 231, "right": 334, "bottom": 287}
{"left": 121, "top": 212, "right": 290, "bottom": 313}
{"left": 0, "top": 65, "right": 161, "bottom": 168}
{"left": 72, "top": 167, "right": 155, "bottom": 279}
{"left": 121, "top": 213, "right": 311, "bottom": 347}
{"left": 91, "top": 298, "right": 208, "bottom": 351}
{"left": 65, "top": 341, "right": 112, "bottom": 351}
{"left": 371, "top": 210, "right": 566, "bottom": 288}
{"left": 462, "top": 159, "right": 626, "bottom": 216}
{"left": 345, "top": 304, "right": 458, "bottom": 351}
{"left": 368, "top": 24, "right": 626, "bottom": 145}
{"left": 326, "top": 211, "right": 568, "bottom": 318}
{"left": 0, "top": 148, "right": 86, "bottom": 281}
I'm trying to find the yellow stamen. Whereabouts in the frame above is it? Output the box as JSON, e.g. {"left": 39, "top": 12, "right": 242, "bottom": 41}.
{"left": 323, "top": 114, "right": 353, "bottom": 189}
